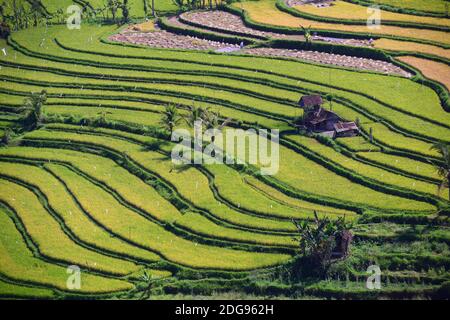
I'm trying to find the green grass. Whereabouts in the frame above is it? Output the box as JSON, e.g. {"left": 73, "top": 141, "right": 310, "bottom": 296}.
{"left": 24, "top": 128, "right": 436, "bottom": 212}
{"left": 364, "top": 0, "right": 450, "bottom": 14}
{"left": 357, "top": 151, "right": 442, "bottom": 181}
{"left": 218, "top": 129, "right": 435, "bottom": 211}
{"left": 0, "top": 179, "right": 141, "bottom": 276}
{"left": 6, "top": 27, "right": 449, "bottom": 143}
{"left": 45, "top": 105, "right": 164, "bottom": 127}
{"left": 0, "top": 160, "right": 161, "bottom": 263}
{"left": 1, "top": 15, "right": 450, "bottom": 299}
{"left": 0, "top": 207, "right": 133, "bottom": 293}
{"left": 0, "top": 280, "right": 55, "bottom": 299}
{"left": 45, "top": 163, "right": 291, "bottom": 270}
{"left": 328, "top": 102, "right": 439, "bottom": 157}
{"left": 206, "top": 164, "right": 357, "bottom": 220}
{"left": 84, "top": 0, "right": 178, "bottom": 17}
{"left": 336, "top": 136, "right": 381, "bottom": 152}
{"left": 292, "top": 0, "right": 450, "bottom": 26}
{"left": 285, "top": 135, "right": 442, "bottom": 199}
{"left": 0, "top": 64, "right": 297, "bottom": 118}
{"left": 40, "top": 0, "right": 74, "bottom": 14}
{"left": 243, "top": 175, "right": 356, "bottom": 219}
{"left": 175, "top": 212, "right": 295, "bottom": 247}
{"left": 18, "top": 128, "right": 297, "bottom": 232}
{"left": 0, "top": 148, "right": 295, "bottom": 247}
{"left": 6, "top": 25, "right": 434, "bottom": 97}
{"left": 9, "top": 25, "right": 450, "bottom": 126}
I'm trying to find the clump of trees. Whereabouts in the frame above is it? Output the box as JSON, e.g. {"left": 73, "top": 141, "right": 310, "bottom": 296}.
{"left": 172, "top": 0, "right": 227, "bottom": 12}
{"left": 19, "top": 90, "right": 47, "bottom": 131}
{"left": 0, "top": 21, "right": 9, "bottom": 38}
{"left": 1, "top": 127, "right": 12, "bottom": 146}
{"left": 292, "top": 211, "right": 353, "bottom": 278}
{"left": 0, "top": 0, "right": 48, "bottom": 32}
{"left": 94, "top": 0, "right": 131, "bottom": 25}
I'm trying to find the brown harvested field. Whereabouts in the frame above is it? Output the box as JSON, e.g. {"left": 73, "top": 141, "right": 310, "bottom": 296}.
{"left": 235, "top": 0, "right": 450, "bottom": 45}
{"left": 374, "top": 39, "right": 450, "bottom": 60}
{"left": 397, "top": 56, "right": 450, "bottom": 90}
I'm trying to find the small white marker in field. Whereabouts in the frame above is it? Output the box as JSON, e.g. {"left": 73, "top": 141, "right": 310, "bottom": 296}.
{"left": 1, "top": 48, "right": 6, "bottom": 56}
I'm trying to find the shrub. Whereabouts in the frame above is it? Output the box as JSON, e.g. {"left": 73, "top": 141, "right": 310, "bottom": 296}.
{"left": 1, "top": 128, "right": 12, "bottom": 146}
{"left": 0, "top": 22, "right": 10, "bottom": 39}
{"left": 292, "top": 211, "right": 353, "bottom": 278}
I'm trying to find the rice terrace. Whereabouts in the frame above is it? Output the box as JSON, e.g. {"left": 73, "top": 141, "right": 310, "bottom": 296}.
{"left": 0, "top": 0, "right": 449, "bottom": 302}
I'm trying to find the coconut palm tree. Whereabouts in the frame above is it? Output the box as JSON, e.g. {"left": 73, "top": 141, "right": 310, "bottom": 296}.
{"left": 29, "top": 0, "right": 43, "bottom": 27}
{"left": 120, "top": 0, "right": 130, "bottom": 24}
{"left": 202, "top": 108, "right": 220, "bottom": 142}
{"left": 202, "top": 108, "right": 232, "bottom": 158}
{"left": 301, "top": 25, "right": 312, "bottom": 45}
{"left": 430, "top": 142, "right": 450, "bottom": 201}
{"left": 292, "top": 211, "right": 352, "bottom": 276}
{"left": 184, "top": 104, "right": 204, "bottom": 128}
{"left": 19, "top": 90, "right": 47, "bottom": 130}
{"left": 0, "top": 2, "right": 5, "bottom": 23}
{"left": 160, "top": 104, "right": 182, "bottom": 137}
{"left": 106, "top": 0, "right": 119, "bottom": 24}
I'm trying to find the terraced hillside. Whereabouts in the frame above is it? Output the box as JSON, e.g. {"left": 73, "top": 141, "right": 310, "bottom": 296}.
{"left": 0, "top": 0, "right": 449, "bottom": 300}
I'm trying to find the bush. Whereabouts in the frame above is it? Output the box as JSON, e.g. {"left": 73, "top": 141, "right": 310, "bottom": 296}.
{"left": 292, "top": 211, "right": 353, "bottom": 278}
{"left": 1, "top": 128, "right": 12, "bottom": 145}
{"left": 0, "top": 22, "right": 10, "bottom": 39}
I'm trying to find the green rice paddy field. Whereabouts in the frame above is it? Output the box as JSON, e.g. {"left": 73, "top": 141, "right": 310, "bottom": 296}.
{"left": 0, "top": 0, "right": 449, "bottom": 300}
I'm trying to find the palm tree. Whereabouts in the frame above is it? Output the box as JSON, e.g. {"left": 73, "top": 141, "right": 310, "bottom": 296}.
{"left": 184, "top": 104, "right": 204, "bottom": 128}
{"left": 202, "top": 108, "right": 220, "bottom": 142}
{"left": 173, "top": 0, "right": 184, "bottom": 12}
{"left": 121, "top": 0, "right": 130, "bottom": 24}
{"left": 431, "top": 142, "right": 450, "bottom": 201}
{"left": 202, "top": 108, "right": 232, "bottom": 158}
{"left": 0, "top": 2, "right": 5, "bottom": 23}
{"left": 11, "top": 0, "right": 21, "bottom": 30}
{"left": 301, "top": 25, "right": 312, "bottom": 45}
{"left": 106, "top": 0, "right": 119, "bottom": 24}
{"left": 292, "top": 211, "right": 352, "bottom": 276}
{"left": 20, "top": 90, "right": 47, "bottom": 130}
{"left": 29, "top": 0, "right": 43, "bottom": 27}
{"left": 160, "top": 104, "right": 182, "bottom": 137}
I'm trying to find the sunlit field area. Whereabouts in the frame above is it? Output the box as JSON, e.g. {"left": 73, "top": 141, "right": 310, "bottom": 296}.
{"left": 0, "top": 0, "right": 449, "bottom": 300}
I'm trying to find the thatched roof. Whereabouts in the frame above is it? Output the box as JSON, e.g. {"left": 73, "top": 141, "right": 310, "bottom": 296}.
{"left": 334, "top": 121, "right": 359, "bottom": 133}
{"left": 299, "top": 95, "right": 323, "bottom": 108}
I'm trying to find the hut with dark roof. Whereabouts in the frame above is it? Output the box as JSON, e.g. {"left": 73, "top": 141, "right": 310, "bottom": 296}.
{"left": 298, "top": 95, "right": 359, "bottom": 138}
